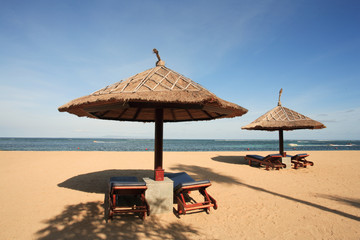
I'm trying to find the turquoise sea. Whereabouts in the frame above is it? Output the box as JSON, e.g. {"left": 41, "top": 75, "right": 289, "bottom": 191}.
{"left": 0, "top": 138, "right": 359, "bottom": 152}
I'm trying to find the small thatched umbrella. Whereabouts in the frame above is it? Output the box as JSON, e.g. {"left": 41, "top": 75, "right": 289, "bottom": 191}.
{"left": 242, "top": 89, "right": 325, "bottom": 156}
{"left": 59, "top": 49, "right": 248, "bottom": 181}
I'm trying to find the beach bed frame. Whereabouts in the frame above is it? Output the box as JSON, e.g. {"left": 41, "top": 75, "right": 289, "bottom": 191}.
{"left": 107, "top": 176, "right": 150, "bottom": 220}
{"left": 165, "top": 172, "right": 218, "bottom": 216}
{"left": 289, "top": 153, "right": 313, "bottom": 169}
{"left": 245, "top": 154, "right": 286, "bottom": 170}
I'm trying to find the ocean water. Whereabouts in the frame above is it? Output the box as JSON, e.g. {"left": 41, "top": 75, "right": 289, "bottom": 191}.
{"left": 0, "top": 138, "right": 359, "bottom": 152}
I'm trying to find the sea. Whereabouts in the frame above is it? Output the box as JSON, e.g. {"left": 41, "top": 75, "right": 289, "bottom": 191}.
{"left": 0, "top": 138, "right": 359, "bottom": 152}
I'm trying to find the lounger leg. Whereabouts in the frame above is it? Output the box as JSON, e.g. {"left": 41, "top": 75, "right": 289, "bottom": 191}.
{"left": 112, "top": 194, "right": 117, "bottom": 208}
{"left": 108, "top": 193, "right": 114, "bottom": 220}
{"left": 200, "top": 189, "right": 218, "bottom": 212}
{"left": 293, "top": 162, "right": 298, "bottom": 169}
{"left": 200, "top": 189, "right": 211, "bottom": 210}
{"left": 302, "top": 159, "right": 313, "bottom": 167}
{"left": 271, "top": 162, "right": 280, "bottom": 170}
{"left": 140, "top": 193, "right": 150, "bottom": 217}
{"left": 140, "top": 211, "right": 146, "bottom": 220}
{"left": 209, "top": 194, "right": 218, "bottom": 210}
{"left": 176, "top": 195, "right": 186, "bottom": 215}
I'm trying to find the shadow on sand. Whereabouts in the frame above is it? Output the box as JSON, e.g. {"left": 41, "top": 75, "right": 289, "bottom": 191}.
{"left": 50, "top": 165, "right": 358, "bottom": 239}
{"left": 169, "top": 164, "right": 243, "bottom": 185}
{"left": 58, "top": 169, "right": 154, "bottom": 194}
{"left": 315, "top": 194, "right": 360, "bottom": 209}
{"left": 211, "top": 155, "right": 249, "bottom": 165}
{"left": 170, "top": 164, "right": 360, "bottom": 222}
{"left": 35, "top": 201, "right": 199, "bottom": 240}
{"left": 47, "top": 169, "right": 201, "bottom": 239}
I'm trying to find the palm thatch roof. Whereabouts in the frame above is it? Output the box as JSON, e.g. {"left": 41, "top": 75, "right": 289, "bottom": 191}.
{"left": 242, "top": 89, "right": 325, "bottom": 131}
{"left": 58, "top": 50, "right": 247, "bottom": 122}
{"left": 241, "top": 105, "right": 325, "bottom": 131}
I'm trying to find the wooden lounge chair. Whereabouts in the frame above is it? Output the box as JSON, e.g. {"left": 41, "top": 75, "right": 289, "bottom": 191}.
{"left": 245, "top": 154, "right": 286, "bottom": 170}
{"left": 107, "top": 176, "right": 150, "bottom": 220}
{"left": 289, "top": 153, "right": 313, "bottom": 169}
{"left": 164, "top": 172, "right": 218, "bottom": 216}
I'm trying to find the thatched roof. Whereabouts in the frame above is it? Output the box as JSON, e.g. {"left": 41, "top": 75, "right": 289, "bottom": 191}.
{"left": 58, "top": 51, "right": 247, "bottom": 122}
{"left": 242, "top": 89, "right": 325, "bottom": 131}
{"left": 241, "top": 105, "right": 326, "bottom": 131}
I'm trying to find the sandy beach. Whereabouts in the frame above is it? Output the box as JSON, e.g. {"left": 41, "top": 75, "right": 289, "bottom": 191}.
{"left": 0, "top": 150, "right": 359, "bottom": 240}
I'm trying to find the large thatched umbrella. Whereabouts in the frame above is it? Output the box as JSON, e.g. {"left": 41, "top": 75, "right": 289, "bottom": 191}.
{"left": 59, "top": 49, "right": 248, "bottom": 181}
{"left": 242, "top": 89, "right": 325, "bottom": 156}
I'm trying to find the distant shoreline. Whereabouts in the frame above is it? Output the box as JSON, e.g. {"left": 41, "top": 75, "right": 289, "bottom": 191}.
{"left": 1, "top": 137, "right": 359, "bottom": 141}
{"left": 0, "top": 138, "right": 359, "bottom": 152}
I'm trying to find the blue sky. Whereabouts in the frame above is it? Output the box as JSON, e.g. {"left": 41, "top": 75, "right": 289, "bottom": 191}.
{"left": 0, "top": 0, "right": 359, "bottom": 140}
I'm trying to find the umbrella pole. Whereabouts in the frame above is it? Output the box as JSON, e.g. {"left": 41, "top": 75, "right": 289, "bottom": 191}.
{"left": 154, "top": 108, "right": 164, "bottom": 181}
{"left": 279, "top": 130, "right": 284, "bottom": 156}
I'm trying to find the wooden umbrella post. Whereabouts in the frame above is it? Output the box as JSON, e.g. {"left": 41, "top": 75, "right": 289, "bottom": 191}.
{"left": 279, "top": 129, "right": 284, "bottom": 156}
{"left": 154, "top": 108, "right": 164, "bottom": 181}
{"left": 59, "top": 49, "right": 248, "bottom": 182}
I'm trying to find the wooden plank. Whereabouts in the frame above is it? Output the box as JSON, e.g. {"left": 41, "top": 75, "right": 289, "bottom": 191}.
{"left": 202, "top": 105, "right": 233, "bottom": 114}
{"left": 98, "top": 110, "right": 110, "bottom": 118}
{"left": 84, "top": 102, "right": 130, "bottom": 112}
{"left": 132, "top": 108, "right": 142, "bottom": 120}
{"left": 185, "top": 109, "right": 194, "bottom": 120}
{"left": 129, "top": 102, "right": 203, "bottom": 109}
{"left": 170, "top": 109, "right": 176, "bottom": 121}
{"left": 202, "top": 110, "right": 215, "bottom": 119}
{"left": 117, "top": 109, "right": 128, "bottom": 119}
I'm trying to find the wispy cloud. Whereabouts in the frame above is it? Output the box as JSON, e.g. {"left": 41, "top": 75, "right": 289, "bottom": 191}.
{"left": 1, "top": 1, "right": 359, "bottom": 139}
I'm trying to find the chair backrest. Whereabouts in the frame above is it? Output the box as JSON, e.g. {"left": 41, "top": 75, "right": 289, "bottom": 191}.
{"left": 109, "top": 176, "right": 146, "bottom": 188}
{"left": 265, "top": 154, "right": 282, "bottom": 160}
{"left": 165, "top": 172, "right": 195, "bottom": 188}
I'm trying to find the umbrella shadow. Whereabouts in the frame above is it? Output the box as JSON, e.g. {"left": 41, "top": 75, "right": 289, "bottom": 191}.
{"left": 315, "top": 194, "right": 360, "bottom": 209}
{"left": 211, "top": 155, "right": 249, "bottom": 165}
{"left": 241, "top": 183, "right": 360, "bottom": 222}
{"left": 35, "top": 201, "right": 200, "bottom": 240}
{"left": 168, "top": 164, "right": 242, "bottom": 185}
{"left": 58, "top": 169, "right": 154, "bottom": 194}
{"left": 59, "top": 169, "right": 187, "bottom": 222}
{"left": 58, "top": 169, "right": 155, "bottom": 222}
{"left": 169, "top": 164, "right": 360, "bottom": 222}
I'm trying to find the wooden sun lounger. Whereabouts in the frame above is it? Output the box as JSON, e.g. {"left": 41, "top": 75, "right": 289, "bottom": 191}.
{"left": 245, "top": 154, "right": 286, "bottom": 170}
{"left": 107, "top": 176, "right": 150, "bottom": 220}
{"left": 289, "top": 153, "right": 313, "bottom": 169}
{"left": 165, "top": 172, "right": 218, "bottom": 216}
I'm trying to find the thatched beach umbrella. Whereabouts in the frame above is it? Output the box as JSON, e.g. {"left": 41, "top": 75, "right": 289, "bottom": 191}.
{"left": 59, "top": 49, "right": 248, "bottom": 181}
{"left": 242, "top": 89, "right": 325, "bottom": 156}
